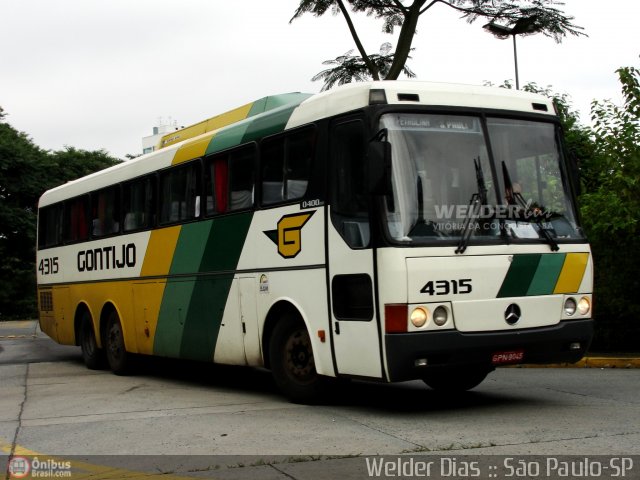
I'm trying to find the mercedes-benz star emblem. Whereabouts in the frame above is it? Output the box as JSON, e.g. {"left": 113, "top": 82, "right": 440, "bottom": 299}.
{"left": 504, "top": 304, "right": 521, "bottom": 325}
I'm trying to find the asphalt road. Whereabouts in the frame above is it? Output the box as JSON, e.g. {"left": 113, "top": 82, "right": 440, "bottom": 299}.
{"left": 1, "top": 320, "right": 639, "bottom": 479}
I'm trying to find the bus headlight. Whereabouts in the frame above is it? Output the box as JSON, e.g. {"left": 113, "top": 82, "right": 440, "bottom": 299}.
{"left": 433, "top": 306, "right": 448, "bottom": 326}
{"left": 410, "top": 307, "right": 428, "bottom": 328}
{"left": 577, "top": 297, "right": 591, "bottom": 316}
{"left": 564, "top": 297, "right": 577, "bottom": 316}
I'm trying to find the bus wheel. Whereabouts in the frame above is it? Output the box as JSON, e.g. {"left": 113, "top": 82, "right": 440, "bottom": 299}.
{"left": 79, "top": 311, "right": 105, "bottom": 370}
{"left": 104, "top": 311, "right": 130, "bottom": 375}
{"left": 422, "top": 366, "right": 492, "bottom": 392}
{"left": 269, "top": 314, "right": 326, "bottom": 404}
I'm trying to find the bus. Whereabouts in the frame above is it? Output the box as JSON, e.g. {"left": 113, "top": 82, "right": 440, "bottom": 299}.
{"left": 36, "top": 81, "right": 594, "bottom": 402}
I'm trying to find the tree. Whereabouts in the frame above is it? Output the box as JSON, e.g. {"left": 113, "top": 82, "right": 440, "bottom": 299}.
{"left": 578, "top": 65, "right": 640, "bottom": 351}
{"left": 311, "top": 43, "right": 416, "bottom": 91}
{"left": 0, "top": 112, "right": 48, "bottom": 318}
{"left": 0, "top": 111, "right": 120, "bottom": 319}
{"left": 291, "top": 0, "right": 585, "bottom": 90}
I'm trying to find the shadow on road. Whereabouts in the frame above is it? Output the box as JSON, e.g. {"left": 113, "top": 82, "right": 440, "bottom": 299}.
{"left": 125, "top": 354, "right": 531, "bottom": 413}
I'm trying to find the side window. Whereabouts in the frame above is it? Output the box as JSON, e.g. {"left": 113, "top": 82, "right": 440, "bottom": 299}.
{"left": 159, "top": 162, "right": 201, "bottom": 225}
{"left": 38, "top": 204, "right": 63, "bottom": 249}
{"left": 330, "top": 120, "right": 370, "bottom": 248}
{"left": 64, "top": 196, "right": 89, "bottom": 243}
{"left": 123, "top": 176, "right": 156, "bottom": 232}
{"left": 91, "top": 186, "right": 121, "bottom": 237}
{"left": 285, "top": 128, "right": 314, "bottom": 200}
{"left": 229, "top": 145, "right": 256, "bottom": 211}
{"left": 204, "top": 155, "right": 228, "bottom": 215}
{"left": 261, "top": 127, "right": 314, "bottom": 205}
{"left": 261, "top": 136, "right": 285, "bottom": 204}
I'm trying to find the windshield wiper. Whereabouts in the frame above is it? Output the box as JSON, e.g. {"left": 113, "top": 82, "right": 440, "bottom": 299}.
{"left": 455, "top": 157, "right": 487, "bottom": 254}
{"left": 501, "top": 161, "right": 559, "bottom": 252}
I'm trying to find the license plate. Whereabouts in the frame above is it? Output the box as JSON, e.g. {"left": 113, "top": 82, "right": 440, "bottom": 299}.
{"left": 492, "top": 350, "right": 525, "bottom": 365}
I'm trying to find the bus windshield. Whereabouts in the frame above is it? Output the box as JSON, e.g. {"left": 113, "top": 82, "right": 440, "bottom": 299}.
{"left": 380, "top": 113, "right": 584, "bottom": 245}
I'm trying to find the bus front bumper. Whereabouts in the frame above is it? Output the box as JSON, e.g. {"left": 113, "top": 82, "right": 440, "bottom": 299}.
{"left": 384, "top": 319, "right": 594, "bottom": 382}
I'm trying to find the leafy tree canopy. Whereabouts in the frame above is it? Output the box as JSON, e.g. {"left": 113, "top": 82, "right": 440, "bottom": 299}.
{"left": 292, "top": 0, "right": 585, "bottom": 89}
{"left": 0, "top": 111, "right": 120, "bottom": 319}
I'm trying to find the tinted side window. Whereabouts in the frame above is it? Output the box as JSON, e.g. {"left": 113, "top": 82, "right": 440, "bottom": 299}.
{"left": 38, "top": 204, "right": 63, "bottom": 249}
{"left": 64, "top": 196, "right": 90, "bottom": 243}
{"left": 285, "top": 128, "right": 314, "bottom": 200}
{"left": 229, "top": 145, "right": 256, "bottom": 211}
{"left": 261, "top": 128, "right": 314, "bottom": 205}
{"left": 204, "top": 155, "right": 228, "bottom": 215}
{"left": 331, "top": 120, "right": 370, "bottom": 248}
{"left": 123, "top": 176, "right": 156, "bottom": 232}
{"left": 261, "top": 136, "right": 285, "bottom": 205}
{"left": 159, "top": 162, "right": 201, "bottom": 225}
{"left": 91, "top": 186, "right": 121, "bottom": 237}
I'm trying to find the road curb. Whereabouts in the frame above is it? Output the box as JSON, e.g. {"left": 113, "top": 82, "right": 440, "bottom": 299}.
{"left": 510, "top": 357, "right": 640, "bottom": 369}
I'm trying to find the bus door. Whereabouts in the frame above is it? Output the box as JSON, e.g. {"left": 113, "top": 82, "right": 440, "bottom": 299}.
{"left": 328, "top": 117, "right": 383, "bottom": 379}
{"left": 238, "top": 276, "right": 261, "bottom": 365}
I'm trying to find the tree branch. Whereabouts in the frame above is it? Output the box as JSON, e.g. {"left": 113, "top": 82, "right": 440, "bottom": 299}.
{"left": 420, "top": 0, "right": 485, "bottom": 16}
{"left": 385, "top": 0, "right": 426, "bottom": 79}
{"left": 390, "top": 0, "right": 408, "bottom": 12}
{"left": 336, "top": 0, "right": 381, "bottom": 80}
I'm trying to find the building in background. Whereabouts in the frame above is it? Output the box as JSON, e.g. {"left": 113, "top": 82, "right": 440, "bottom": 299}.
{"left": 142, "top": 118, "right": 181, "bottom": 154}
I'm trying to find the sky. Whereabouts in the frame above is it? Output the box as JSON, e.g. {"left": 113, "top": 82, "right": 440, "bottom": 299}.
{"left": 0, "top": 0, "right": 637, "bottom": 159}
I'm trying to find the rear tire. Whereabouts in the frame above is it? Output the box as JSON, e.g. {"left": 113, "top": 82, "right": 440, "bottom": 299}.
{"left": 104, "top": 311, "right": 131, "bottom": 375}
{"left": 269, "top": 314, "right": 327, "bottom": 404}
{"left": 79, "top": 311, "right": 105, "bottom": 370}
{"left": 423, "top": 366, "right": 492, "bottom": 392}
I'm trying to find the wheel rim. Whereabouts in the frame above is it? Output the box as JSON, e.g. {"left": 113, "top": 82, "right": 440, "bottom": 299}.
{"left": 283, "top": 328, "right": 316, "bottom": 384}
{"left": 82, "top": 325, "right": 96, "bottom": 357}
{"left": 107, "top": 321, "right": 123, "bottom": 362}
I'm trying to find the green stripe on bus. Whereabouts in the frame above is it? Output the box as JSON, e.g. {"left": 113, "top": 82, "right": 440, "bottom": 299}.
{"left": 178, "top": 274, "right": 234, "bottom": 361}
{"left": 206, "top": 123, "right": 251, "bottom": 155}
{"left": 497, "top": 254, "right": 541, "bottom": 298}
{"left": 527, "top": 253, "right": 566, "bottom": 296}
{"left": 199, "top": 213, "right": 253, "bottom": 273}
{"left": 248, "top": 97, "right": 268, "bottom": 116}
{"left": 153, "top": 214, "right": 253, "bottom": 361}
{"left": 154, "top": 278, "right": 196, "bottom": 358}
{"left": 179, "top": 213, "right": 253, "bottom": 360}
{"left": 169, "top": 222, "right": 213, "bottom": 275}
{"left": 241, "top": 105, "right": 297, "bottom": 143}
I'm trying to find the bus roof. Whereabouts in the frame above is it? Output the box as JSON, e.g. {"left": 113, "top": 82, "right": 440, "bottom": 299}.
{"left": 39, "top": 81, "right": 556, "bottom": 208}
{"left": 287, "top": 80, "right": 556, "bottom": 128}
{"left": 157, "top": 92, "right": 313, "bottom": 150}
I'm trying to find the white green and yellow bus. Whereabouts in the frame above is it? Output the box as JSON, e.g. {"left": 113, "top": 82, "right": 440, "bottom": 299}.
{"left": 36, "top": 81, "right": 594, "bottom": 402}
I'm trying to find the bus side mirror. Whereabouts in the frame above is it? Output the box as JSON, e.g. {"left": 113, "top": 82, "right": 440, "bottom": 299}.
{"left": 368, "top": 140, "right": 392, "bottom": 195}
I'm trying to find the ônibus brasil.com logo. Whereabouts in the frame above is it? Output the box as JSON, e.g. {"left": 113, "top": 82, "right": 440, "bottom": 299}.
{"left": 8, "top": 456, "right": 72, "bottom": 478}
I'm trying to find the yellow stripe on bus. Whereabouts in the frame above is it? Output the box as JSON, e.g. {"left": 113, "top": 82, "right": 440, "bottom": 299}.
{"left": 172, "top": 133, "right": 215, "bottom": 165}
{"left": 205, "top": 102, "right": 253, "bottom": 132}
{"left": 141, "top": 226, "right": 181, "bottom": 277}
{"left": 170, "top": 103, "right": 254, "bottom": 165}
{"left": 554, "top": 252, "right": 589, "bottom": 294}
{"left": 162, "top": 102, "right": 254, "bottom": 151}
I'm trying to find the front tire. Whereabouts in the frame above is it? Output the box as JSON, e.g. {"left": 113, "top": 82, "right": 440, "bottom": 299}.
{"left": 79, "top": 311, "right": 105, "bottom": 370}
{"left": 423, "top": 366, "right": 492, "bottom": 392}
{"left": 269, "top": 314, "right": 326, "bottom": 404}
{"left": 104, "top": 311, "right": 131, "bottom": 375}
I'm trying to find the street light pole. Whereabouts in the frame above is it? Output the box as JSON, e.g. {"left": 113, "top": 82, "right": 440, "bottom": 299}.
{"left": 484, "top": 18, "right": 543, "bottom": 90}
{"left": 512, "top": 34, "right": 519, "bottom": 90}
